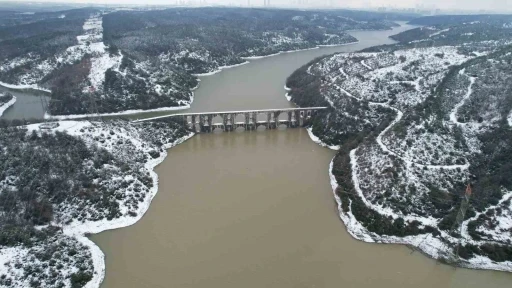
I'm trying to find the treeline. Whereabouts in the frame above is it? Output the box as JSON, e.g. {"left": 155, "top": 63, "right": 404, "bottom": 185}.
{"left": 103, "top": 8, "right": 400, "bottom": 74}
{"left": 408, "top": 14, "right": 512, "bottom": 26}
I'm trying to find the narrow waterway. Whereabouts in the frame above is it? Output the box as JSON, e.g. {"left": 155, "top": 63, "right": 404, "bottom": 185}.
{"left": 90, "top": 23, "right": 512, "bottom": 288}
{"left": 132, "top": 23, "right": 417, "bottom": 119}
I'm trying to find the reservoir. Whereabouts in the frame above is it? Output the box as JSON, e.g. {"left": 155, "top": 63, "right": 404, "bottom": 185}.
{"left": 90, "top": 23, "right": 512, "bottom": 287}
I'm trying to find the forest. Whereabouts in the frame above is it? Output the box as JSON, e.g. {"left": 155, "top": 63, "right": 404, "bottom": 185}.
{"left": 1, "top": 7, "right": 414, "bottom": 116}
{"left": 0, "top": 119, "right": 190, "bottom": 286}
{"left": 102, "top": 7, "right": 404, "bottom": 74}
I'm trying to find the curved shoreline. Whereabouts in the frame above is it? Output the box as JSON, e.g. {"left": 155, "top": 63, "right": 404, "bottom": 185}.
{"left": 1, "top": 23, "right": 441, "bottom": 286}
{"left": 241, "top": 41, "right": 359, "bottom": 60}
{"left": 68, "top": 131, "right": 196, "bottom": 288}
{"left": 300, "top": 104, "right": 512, "bottom": 272}
{"left": 0, "top": 81, "right": 51, "bottom": 93}
{"left": 0, "top": 96, "right": 16, "bottom": 117}
{"left": 326, "top": 153, "right": 512, "bottom": 272}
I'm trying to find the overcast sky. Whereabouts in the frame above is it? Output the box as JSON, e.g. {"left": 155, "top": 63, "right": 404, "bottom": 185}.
{"left": 4, "top": 0, "right": 512, "bottom": 12}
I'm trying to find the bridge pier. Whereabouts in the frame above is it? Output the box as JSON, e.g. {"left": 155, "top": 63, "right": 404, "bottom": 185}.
{"left": 245, "top": 113, "right": 250, "bottom": 131}
{"left": 145, "top": 107, "right": 327, "bottom": 133}
{"left": 273, "top": 111, "right": 280, "bottom": 129}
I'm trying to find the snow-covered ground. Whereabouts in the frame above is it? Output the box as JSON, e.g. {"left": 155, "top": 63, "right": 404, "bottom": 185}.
{"left": 0, "top": 95, "right": 16, "bottom": 117}
{"left": 81, "top": 14, "right": 124, "bottom": 93}
{"left": 306, "top": 127, "right": 340, "bottom": 150}
{"left": 0, "top": 14, "right": 108, "bottom": 88}
{"left": 0, "top": 120, "right": 194, "bottom": 287}
{"left": 45, "top": 102, "right": 191, "bottom": 120}
{"left": 0, "top": 81, "right": 51, "bottom": 93}
{"left": 450, "top": 70, "right": 476, "bottom": 126}
{"left": 294, "top": 42, "right": 512, "bottom": 272}
{"left": 328, "top": 157, "right": 512, "bottom": 272}
{"left": 192, "top": 61, "right": 250, "bottom": 77}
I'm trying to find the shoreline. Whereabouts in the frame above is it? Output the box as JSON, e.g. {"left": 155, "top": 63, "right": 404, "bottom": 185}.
{"left": 306, "top": 127, "right": 340, "bottom": 151}
{"left": 0, "top": 81, "right": 51, "bottom": 93}
{"left": 6, "top": 40, "right": 361, "bottom": 122}
{"left": 0, "top": 96, "right": 16, "bottom": 117}
{"left": 45, "top": 104, "right": 192, "bottom": 120}
{"left": 63, "top": 129, "right": 196, "bottom": 288}
{"left": 241, "top": 41, "right": 359, "bottom": 60}
{"left": 299, "top": 123, "right": 512, "bottom": 273}
{"left": 328, "top": 155, "right": 512, "bottom": 272}
{"left": 192, "top": 61, "right": 250, "bottom": 77}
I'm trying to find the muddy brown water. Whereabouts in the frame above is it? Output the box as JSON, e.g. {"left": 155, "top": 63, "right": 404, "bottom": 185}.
{"left": 90, "top": 23, "right": 512, "bottom": 288}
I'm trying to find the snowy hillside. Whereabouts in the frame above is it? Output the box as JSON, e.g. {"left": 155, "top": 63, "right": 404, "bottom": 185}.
{"left": 0, "top": 120, "right": 192, "bottom": 287}
{"left": 1, "top": 7, "right": 405, "bottom": 117}
{"left": 287, "top": 21, "right": 512, "bottom": 270}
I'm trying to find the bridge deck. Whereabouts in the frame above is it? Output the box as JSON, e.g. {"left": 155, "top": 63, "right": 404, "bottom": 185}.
{"left": 133, "top": 107, "right": 328, "bottom": 123}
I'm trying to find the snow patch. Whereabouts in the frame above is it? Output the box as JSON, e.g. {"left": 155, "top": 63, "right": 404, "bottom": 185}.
{"left": 429, "top": 28, "right": 450, "bottom": 37}
{"left": 306, "top": 127, "right": 340, "bottom": 150}
{"left": 88, "top": 52, "right": 123, "bottom": 90}
{"left": 192, "top": 61, "right": 249, "bottom": 77}
{"left": 45, "top": 105, "right": 191, "bottom": 120}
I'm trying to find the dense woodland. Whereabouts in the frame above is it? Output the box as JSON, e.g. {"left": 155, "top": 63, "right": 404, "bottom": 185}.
{"left": 102, "top": 7, "right": 404, "bottom": 73}
{"left": 0, "top": 7, "right": 412, "bottom": 116}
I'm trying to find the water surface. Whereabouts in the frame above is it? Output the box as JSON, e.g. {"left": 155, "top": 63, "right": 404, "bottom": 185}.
{"left": 131, "top": 23, "right": 418, "bottom": 119}
{"left": 90, "top": 24, "right": 512, "bottom": 288}
{"left": 0, "top": 86, "right": 49, "bottom": 120}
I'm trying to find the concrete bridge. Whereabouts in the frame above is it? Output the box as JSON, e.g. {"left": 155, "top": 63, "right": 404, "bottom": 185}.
{"left": 136, "top": 107, "right": 328, "bottom": 133}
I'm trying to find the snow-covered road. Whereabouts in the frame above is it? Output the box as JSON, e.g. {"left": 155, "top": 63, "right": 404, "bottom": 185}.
{"left": 449, "top": 71, "right": 476, "bottom": 126}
